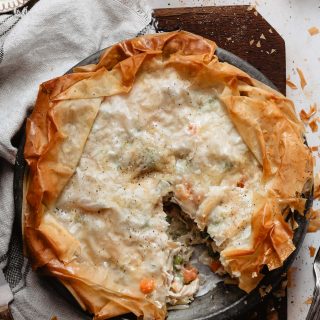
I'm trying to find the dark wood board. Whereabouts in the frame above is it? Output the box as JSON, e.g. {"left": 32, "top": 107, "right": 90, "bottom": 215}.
{"left": 153, "top": 5, "right": 286, "bottom": 95}
{"left": 153, "top": 6, "right": 287, "bottom": 320}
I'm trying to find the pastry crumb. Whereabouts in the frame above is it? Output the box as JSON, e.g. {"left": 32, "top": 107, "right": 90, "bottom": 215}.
{"left": 306, "top": 209, "right": 320, "bottom": 232}
{"left": 305, "top": 297, "right": 313, "bottom": 305}
{"left": 260, "top": 33, "right": 266, "bottom": 40}
{"left": 296, "top": 67, "right": 307, "bottom": 89}
{"left": 308, "top": 27, "right": 319, "bottom": 36}
{"left": 311, "top": 146, "right": 319, "bottom": 152}
{"left": 309, "top": 119, "right": 318, "bottom": 132}
{"left": 256, "top": 40, "right": 261, "bottom": 48}
{"left": 289, "top": 215, "right": 299, "bottom": 230}
{"left": 286, "top": 79, "right": 298, "bottom": 90}
{"left": 309, "top": 246, "right": 316, "bottom": 257}
{"left": 299, "top": 104, "right": 317, "bottom": 123}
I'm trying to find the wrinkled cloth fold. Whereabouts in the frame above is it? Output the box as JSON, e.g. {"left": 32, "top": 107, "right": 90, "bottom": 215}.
{"left": 0, "top": 1, "right": 152, "bottom": 319}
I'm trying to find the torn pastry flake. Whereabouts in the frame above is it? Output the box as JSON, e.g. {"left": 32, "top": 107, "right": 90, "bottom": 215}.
{"left": 308, "top": 27, "right": 319, "bottom": 36}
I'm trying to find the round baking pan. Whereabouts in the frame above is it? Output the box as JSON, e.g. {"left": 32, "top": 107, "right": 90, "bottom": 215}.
{"left": 14, "top": 45, "right": 313, "bottom": 320}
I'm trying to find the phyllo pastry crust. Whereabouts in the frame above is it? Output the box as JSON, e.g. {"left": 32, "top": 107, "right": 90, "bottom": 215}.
{"left": 24, "top": 31, "right": 313, "bottom": 320}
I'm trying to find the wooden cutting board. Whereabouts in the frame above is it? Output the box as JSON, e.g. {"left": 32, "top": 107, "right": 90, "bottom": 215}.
{"left": 153, "top": 5, "right": 286, "bottom": 95}
{"left": 153, "top": 6, "right": 287, "bottom": 320}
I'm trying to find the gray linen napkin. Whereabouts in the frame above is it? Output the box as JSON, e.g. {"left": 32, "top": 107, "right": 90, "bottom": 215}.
{"left": 0, "top": 1, "right": 152, "bottom": 318}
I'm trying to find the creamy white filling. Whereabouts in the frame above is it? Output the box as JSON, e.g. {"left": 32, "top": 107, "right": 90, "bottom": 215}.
{"left": 48, "top": 64, "right": 263, "bottom": 306}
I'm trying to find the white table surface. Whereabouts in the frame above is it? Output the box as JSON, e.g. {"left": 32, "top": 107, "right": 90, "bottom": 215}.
{"left": 149, "top": 1, "right": 320, "bottom": 319}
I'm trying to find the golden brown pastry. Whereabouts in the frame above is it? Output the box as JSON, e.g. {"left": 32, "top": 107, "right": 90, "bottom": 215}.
{"left": 23, "top": 31, "right": 313, "bottom": 319}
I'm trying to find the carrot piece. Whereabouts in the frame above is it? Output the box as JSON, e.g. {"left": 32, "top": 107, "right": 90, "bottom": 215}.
{"left": 210, "top": 260, "right": 222, "bottom": 273}
{"left": 183, "top": 266, "right": 198, "bottom": 284}
{"left": 139, "top": 278, "right": 155, "bottom": 294}
{"left": 305, "top": 297, "right": 313, "bottom": 304}
{"left": 296, "top": 68, "right": 307, "bottom": 89}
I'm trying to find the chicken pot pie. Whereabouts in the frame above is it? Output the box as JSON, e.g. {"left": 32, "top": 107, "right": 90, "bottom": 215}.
{"left": 24, "top": 31, "right": 313, "bottom": 320}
